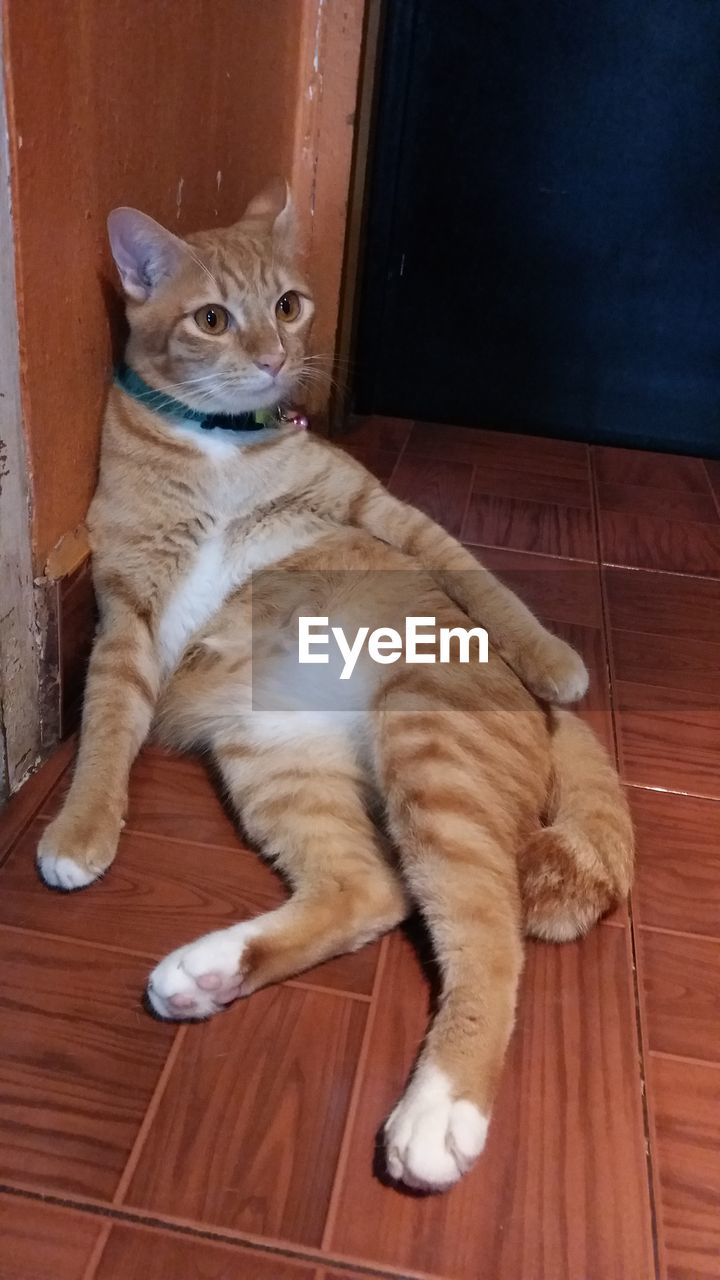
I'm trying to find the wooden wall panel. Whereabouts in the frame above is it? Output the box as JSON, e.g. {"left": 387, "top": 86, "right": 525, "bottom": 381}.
{"left": 4, "top": 0, "right": 361, "bottom": 569}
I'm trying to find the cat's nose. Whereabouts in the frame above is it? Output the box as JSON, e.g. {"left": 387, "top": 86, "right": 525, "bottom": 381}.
{"left": 255, "top": 352, "right": 286, "bottom": 377}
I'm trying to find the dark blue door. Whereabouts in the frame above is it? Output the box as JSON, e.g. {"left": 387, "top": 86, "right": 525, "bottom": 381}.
{"left": 356, "top": 0, "right": 720, "bottom": 456}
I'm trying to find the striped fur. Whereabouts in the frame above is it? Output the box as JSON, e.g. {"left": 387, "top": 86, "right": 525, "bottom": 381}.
{"left": 38, "top": 183, "right": 633, "bottom": 1191}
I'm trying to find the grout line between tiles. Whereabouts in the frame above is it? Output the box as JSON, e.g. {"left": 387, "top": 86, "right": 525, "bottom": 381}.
{"left": 321, "top": 934, "right": 390, "bottom": 1252}
{"left": 0, "top": 920, "right": 373, "bottom": 1001}
{"left": 456, "top": 461, "right": 477, "bottom": 542}
{"left": 638, "top": 922, "right": 720, "bottom": 946}
{"left": 471, "top": 487, "right": 593, "bottom": 512}
{"left": 384, "top": 425, "right": 411, "bottom": 488}
{"left": 627, "top": 890, "right": 666, "bottom": 1280}
{"left": 624, "top": 779, "right": 720, "bottom": 802}
{"left": 34, "top": 817, "right": 257, "bottom": 859}
{"left": 610, "top": 623, "right": 720, "bottom": 647}
{"left": 611, "top": 675, "right": 720, "bottom": 703}
{"left": 589, "top": 453, "right": 623, "bottom": 769}
{"left": 284, "top": 978, "right": 372, "bottom": 1002}
{"left": 594, "top": 437, "right": 662, "bottom": 1279}
{"left": 602, "top": 557, "right": 720, "bottom": 583}
{"left": 461, "top": 534, "right": 596, "bottom": 565}
{"left": 81, "top": 1220, "right": 112, "bottom": 1280}
{"left": 703, "top": 460, "right": 720, "bottom": 521}
{"left": 113, "top": 1026, "right": 188, "bottom": 1207}
{"left": 0, "top": 1182, "right": 434, "bottom": 1280}
{"left": 648, "top": 1048, "right": 720, "bottom": 1072}
{"left": 0, "top": 920, "right": 162, "bottom": 963}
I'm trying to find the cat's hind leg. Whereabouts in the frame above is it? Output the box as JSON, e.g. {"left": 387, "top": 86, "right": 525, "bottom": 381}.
{"left": 373, "top": 674, "right": 545, "bottom": 1192}
{"left": 147, "top": 723, "right": 408, "bottom": 1019}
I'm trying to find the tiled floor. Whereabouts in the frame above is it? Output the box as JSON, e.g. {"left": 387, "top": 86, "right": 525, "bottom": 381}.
{"left": 1, "top": 418, "right": 719, "bottom": 1279}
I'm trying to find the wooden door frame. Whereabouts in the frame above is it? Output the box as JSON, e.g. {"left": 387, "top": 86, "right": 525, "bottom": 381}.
{"left": 0, "top": 7, "right": 42, "bottom": 801}
{"left": 327, "top": 0, "right": 385, "bottom": 434}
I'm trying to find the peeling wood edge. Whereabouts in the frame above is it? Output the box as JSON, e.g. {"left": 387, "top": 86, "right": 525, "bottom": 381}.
{"left": 45, "top": 522, "right": 91, "bottom": 581}
{"left": 0, "top": 7, "right": 47, "bottom": 801}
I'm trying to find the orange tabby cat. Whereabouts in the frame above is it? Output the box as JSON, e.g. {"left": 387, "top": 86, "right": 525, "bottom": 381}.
{"left": 37, "top": 181, "right": 633, "bottom": 1192}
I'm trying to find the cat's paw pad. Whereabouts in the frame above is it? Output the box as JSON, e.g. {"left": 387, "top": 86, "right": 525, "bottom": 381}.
{"left": 385, "top": 1066, "right": 488, "bottom": 1192}
{"left": 36, "top": 824, "right": 107, "bottom": 891}
{"left": 527, "top": 638, "right": 589, "bottom": 704}
{"left": 146, "top": 924, "right": 258, "bottom": 1020}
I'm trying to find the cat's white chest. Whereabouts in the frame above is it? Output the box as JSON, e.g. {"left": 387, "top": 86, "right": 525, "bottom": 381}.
{"left": 156, "top": 536, "right": 236, "bottom": 674}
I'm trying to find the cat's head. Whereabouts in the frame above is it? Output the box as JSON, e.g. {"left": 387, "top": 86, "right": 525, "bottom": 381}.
{"left": 107, "top": 179, "right": 314, "bottom": 414}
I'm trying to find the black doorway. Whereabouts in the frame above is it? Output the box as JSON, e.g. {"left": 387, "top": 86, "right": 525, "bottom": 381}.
{"left": 355, "top": 0, "right": 720, "bottom": 457}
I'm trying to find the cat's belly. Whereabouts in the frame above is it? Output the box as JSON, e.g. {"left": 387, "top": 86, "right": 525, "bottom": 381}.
{"left": 155, "top": 520, "right": 331, "bottom": 676}
{"left": 156, "top": 537, "right": 237, "bottom": 674}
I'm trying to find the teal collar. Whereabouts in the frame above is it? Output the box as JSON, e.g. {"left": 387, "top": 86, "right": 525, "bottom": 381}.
{"left": 114, "top": 362, "right": 277, "bottom": 433}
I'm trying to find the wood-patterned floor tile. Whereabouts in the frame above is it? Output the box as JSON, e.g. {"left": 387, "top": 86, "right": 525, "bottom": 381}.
{"left": 611, "top": 628, "right": 720, "bottom": 699}
{"left": 462, "top": 492, "right": 596, "bottom": 560}
{"left": 593, "top": 446, "right": 711, "bottom": 493}
{"left": 470, "top": 546, "right": 603, "bottom": 627}
{"left": 630, "top": 788, "right": 720, "bottom": 937}
{"left": 329, "top": 926, "right": 653, "bottom": 1280}
{"left": 389, "top": 454, "right": 473, "bottom": 537}
{"left": 0, "top": 929, "right": 174, "bottom": 1200}
{"left": 604, "top": 566, "right": 720, "bottom": 642}
{"left": 597, "top": 479, "right": 719, "bottom": 523}
{"left": 0, "top": 822, "right": 379, "bottom": 997}
{"left": 409, "top": 422, "right": 588, "bottom": 479}
{"left": 338, "top": 439, "right": 401, "bottom": 484}
{"left": 470, "top": 461, "right": 591, "bottom": 507}
{"left": 321, "top": 1272, "right": 398, "bottom": 1279}
{"left": 123, "top": 985, "right": 367, "bottom": 1247}
{"left": 342, "top": 415, "right": 413, "bottom": 452}
{"left": 43, "top": 748, "right": 243, "bottom": 851}
{"left": 639, "top": 929, "right": 720, "bottom": 1062}
{"left": 704, "top": 459, "right": 720, "bottom": 504}
{"left": 648, "top": 1055, "right": 720, "bottom": 1280}
{"left": 539, "top": 616, "right": 615, "bottom": 756}
{"left": 0, "top": 736, "right": 76, "bottom": 867}
{"left": 599, "top": 509, "right": 720, "bottom": 576}
{"left": 615, "top": 681, "right": 720, "bottom": 797}
{"left": 0, "top": 1192, "right": 103, "bottom": 1279}
{"left": 95, "top": 1221, "right": 320, "bottom": 1279}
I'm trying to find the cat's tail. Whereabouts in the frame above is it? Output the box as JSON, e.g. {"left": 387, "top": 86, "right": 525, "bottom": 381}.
{"left": 519, "top": 709, "right": 634, "bottom": 942}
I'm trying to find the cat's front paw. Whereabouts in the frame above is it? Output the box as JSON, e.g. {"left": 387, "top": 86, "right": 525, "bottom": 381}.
{"left": 146, "top": 922, "right": 259, "bottom": 1020}
{"left": 522, "top": 635, "right": 589, "bottom": 705}
{"left": 385, "top": 1064, "right": 488, "bottom": 1192}
{"left": 37, "top": 814, "right": 119, "bottom": 891}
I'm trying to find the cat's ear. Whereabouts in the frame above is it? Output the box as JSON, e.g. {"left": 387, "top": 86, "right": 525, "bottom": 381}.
{"left": 107, "top": 207, "right": 186, "bottom": 301}
{"left": 241, "top": 177, "right": 296, "bottom": 247}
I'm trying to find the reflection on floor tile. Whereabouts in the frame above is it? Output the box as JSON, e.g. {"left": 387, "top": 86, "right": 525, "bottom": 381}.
{"left": 630, "top": 787, "right": 720, "bottom": 937}
{"left": 648, "top": 1056, "right": 720, "bottom": 1280}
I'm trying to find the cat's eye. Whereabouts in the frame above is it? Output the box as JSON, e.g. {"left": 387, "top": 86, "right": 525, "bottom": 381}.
{"left": 194, "top": 305, "right": 230, "bottom": 335}
{"left": 276, "top": 291, "right": 302, "bottom": 323}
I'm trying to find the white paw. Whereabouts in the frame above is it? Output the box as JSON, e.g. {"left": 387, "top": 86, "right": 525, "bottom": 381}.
{"left": 146, "top": 922, "right": 260, "bottom": 1020}
{"left": 531, "top": 641, "right": 589, "bottom": 705}
{"left": 37, "top": 850, "right": 101, "bottom": 891}
{"left": 385, "top": 1064, "right": 488, "bottom": 1192}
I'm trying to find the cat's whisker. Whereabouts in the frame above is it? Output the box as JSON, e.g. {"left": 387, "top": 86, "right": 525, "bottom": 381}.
{"left": 295, "top": 367, "right": 344, "bottom": 398}
{"left": 127, "top": 372, "right": 228, "bottom": 395}
{"left": 130, "top": 374, "right": 240, "bottom": 405}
